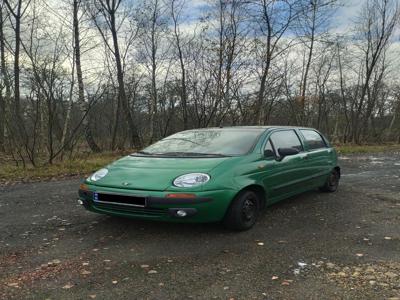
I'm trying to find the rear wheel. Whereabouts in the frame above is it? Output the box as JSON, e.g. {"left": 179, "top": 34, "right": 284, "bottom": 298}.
{"left": 223, "top": 190, "right": 260, "bottom": 231}
{"left": 320, "top": 169, "right": 340, "bottom": 192}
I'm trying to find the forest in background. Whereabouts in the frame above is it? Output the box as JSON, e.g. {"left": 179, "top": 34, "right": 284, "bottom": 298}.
{"left": 1, "top": 0, "right": 400, "bottom": 167}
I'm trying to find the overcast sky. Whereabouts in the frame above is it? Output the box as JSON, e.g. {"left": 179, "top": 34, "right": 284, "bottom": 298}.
{"left": 178, "top": 0, "right": 374, "bottom": 34}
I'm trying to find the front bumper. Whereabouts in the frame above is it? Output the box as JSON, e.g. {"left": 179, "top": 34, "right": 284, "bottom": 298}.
{"left": 78, "top": 184, "right": 236, "bottom": 223}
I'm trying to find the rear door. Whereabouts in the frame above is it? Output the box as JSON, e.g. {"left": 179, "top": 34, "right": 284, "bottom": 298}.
{"left": 261, "top": 129, "right": 308, "bottom": 199}
{"left": 298, "top": 129, "right": 333, "bottom": 186}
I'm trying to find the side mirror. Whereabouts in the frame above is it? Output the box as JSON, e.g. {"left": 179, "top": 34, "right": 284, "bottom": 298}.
{"left": 264, "top": 149, "right": 275, "bottom": 159}
{"left": 277, "top": 147, "right": 300, "bottom": 159}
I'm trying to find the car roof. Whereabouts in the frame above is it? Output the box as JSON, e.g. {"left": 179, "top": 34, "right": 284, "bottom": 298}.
{"left": 183, "top": 126, "right": 316, "bottom": 131}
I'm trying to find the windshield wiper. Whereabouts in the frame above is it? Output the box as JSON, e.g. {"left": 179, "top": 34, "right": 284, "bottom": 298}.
{"left": 133, "top": 151, "right": 153, "bottom": 155}
{"left": 158, "top": 152, "right": 229, "bottom": 157}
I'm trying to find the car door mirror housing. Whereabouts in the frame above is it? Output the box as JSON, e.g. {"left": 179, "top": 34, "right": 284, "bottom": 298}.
{"left": 264, "top": 149, "right": 275, "bottom": 159}
{"left": 278, "top": 147, "right": 300, "bottom": 159}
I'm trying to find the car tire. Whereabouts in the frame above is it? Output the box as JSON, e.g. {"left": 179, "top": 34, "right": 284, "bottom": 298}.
{"left": 223, "top": 190, "right": 260, "bottom": 231}
{"left": 319, "top": 169, "right": 340, "bottom": 192}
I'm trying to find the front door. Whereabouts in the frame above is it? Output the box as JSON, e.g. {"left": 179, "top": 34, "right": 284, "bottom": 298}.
{"left": 261, "top": 130, "right": 308, "bottom": 201}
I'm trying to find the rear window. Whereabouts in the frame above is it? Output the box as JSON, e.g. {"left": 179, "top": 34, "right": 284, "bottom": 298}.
{"left": 300, "top": 130, "right": 326, "bottom": 150}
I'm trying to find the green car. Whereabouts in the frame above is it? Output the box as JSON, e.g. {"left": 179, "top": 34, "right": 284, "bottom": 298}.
{"left": 78, "top": 126, "right": 340, "bottom": 230}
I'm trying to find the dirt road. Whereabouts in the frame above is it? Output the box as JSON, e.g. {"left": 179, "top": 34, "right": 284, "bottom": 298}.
{"left": 1, "top": 153, "right": 399, "bottom": 299}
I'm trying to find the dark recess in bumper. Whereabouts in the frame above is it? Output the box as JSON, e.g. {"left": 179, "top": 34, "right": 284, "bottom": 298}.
{"left": 78, "top": 190, "right": 212, "bottom": 206}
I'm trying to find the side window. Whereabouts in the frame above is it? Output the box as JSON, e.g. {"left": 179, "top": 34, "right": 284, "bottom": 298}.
{"left": 270, "top": 130, "right": 303, "bottom": 154}
{"left": 264, "top": 140, "right": 275, "bottom": 159}
{"left": 300, "top": 130, "right": 326, "bottom": 150}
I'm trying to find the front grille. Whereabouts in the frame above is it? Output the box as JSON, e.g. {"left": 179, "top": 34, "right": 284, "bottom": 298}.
{"left": 94, "top": 192, "right": 146, "bottom": 207}
{"left": 93, "top": 201, "right": 167, "bottom": 216}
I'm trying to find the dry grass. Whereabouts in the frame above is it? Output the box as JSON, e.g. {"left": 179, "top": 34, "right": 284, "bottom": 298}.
{"left": 0, "top": 152, "right": 126, "bottom": 184}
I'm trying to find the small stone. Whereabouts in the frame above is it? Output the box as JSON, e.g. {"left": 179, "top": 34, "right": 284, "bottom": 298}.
{"left": 159, "top": 282, "right": 164, "bottom": 286}
{"left": 369, "top": 280, "right": 376, "bottom": 286}
{"left": 326, "top": 263, "right": 335, "bottom": 269}
{"left": 89, "top": 295, "right": 96, "bottom": 299}
{"left": 223, "top": 286, "right": 229, "bottom": 290}
{"left": 352, "top": 272, "right": 360, "bottom": 277}
{"left": 337, "top": 272, "right": 347, "bottom": 277}
{"left": 82, "top": 262, "right": 89, "bottom": 266}
{"left": 257, "top": 242, "right": 264, "bottom": 246}
{"left": 365, "top": 267, "right": 375, "bottom": 273}
{"left": 378, "top": 283, "right": 389, "bottom": 287}
{"left": 355, "top": 253, "right": 364, "bottom": 257}
{"left": 112, "top": 280, "right": 118, "bottom": 284}
{"left": 140, "top": 264, "right": 149, "bottom": 268}
{"left": 148, "top": 270, "right": 158, "bottom": 274}
{"left": 81, "top": 270, "right": 91, "bottom": 275}
{"left": 384, "top": 236, "right": 392, "bottom": 240}
{"left": 271, "top": 276, "right": 279, "bottom": 280}
{"left": 281, "top": 280, "right": 290, "bottom": 286}
{"left": 385, "top": 272, "right": 398, "bottom": 279}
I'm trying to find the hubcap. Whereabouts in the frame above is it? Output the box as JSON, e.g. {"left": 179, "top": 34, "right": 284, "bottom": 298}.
{"left": 242, "top": 197, "right": 256, "bottom": 221}
{"left": 329, "top": 172, "right": 338, "bottom": 187}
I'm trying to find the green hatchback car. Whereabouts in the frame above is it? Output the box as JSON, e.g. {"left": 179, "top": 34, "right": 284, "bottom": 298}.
{"left": 78, "top": 126, "right": 340, "bottom": 230}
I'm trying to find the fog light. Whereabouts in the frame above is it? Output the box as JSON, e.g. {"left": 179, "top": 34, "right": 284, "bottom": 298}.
{"left": 176, "top": 210, "right": 187, "bottom": 217}
{"left": 77, "top": 199, "right": 83, "bottom": 205}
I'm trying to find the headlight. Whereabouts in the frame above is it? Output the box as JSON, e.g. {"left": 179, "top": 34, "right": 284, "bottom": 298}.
{"left": 90, "top": 168, "right": 108, "bottom": 181}
{"left": 173, "top": 173, "right": 210, "bottom": 187}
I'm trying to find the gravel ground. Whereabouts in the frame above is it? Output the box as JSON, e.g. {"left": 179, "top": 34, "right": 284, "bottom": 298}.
{"left": 0, "top": 153, "right": 399, "bottom": 300}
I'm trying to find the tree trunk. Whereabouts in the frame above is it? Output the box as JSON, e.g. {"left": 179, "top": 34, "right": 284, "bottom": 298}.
{"left": 0, "top": 6, "right": 6, "bottom": 151}
{"left": 109, "top": 7, "right": 141, "bottom": 148}
{"left": 73, "top": 0, "right": 101, "bottom": 152}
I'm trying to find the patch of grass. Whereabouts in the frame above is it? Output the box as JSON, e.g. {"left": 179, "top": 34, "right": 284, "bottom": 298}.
{"left": 335, "top": 144, "right": 400, "bottom": 154}
{"left": 0, "top": 152, "right": 126, "bottom": 184}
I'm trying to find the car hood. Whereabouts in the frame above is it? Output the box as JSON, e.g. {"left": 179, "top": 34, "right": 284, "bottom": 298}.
{"left": 89, "top": 155, "right": 230, "bottom": 191}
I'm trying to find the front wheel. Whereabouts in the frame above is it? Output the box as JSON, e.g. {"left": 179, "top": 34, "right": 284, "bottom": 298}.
{"left": 223, "top": 190, "right": 260, "bottom": 231}
{"left": 319, "top": 169, "right": 340, "bottom": 192}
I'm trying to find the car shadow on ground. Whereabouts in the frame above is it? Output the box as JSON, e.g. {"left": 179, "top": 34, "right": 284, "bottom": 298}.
{"left": 88, "top": 189, "right": 323, "bottom": 237}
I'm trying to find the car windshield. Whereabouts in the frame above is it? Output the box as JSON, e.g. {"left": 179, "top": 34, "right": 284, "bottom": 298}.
{"left": 136, "top": 129, "right": 265, "bottom": 157}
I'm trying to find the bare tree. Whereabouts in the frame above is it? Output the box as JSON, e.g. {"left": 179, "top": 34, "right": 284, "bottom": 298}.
{"left": 351, "top": 0, "right": 400, "bottom": 143}
{"left": 170, "top": 0, "right": 189, "bottom": 129}
{"left": 0, "top": 3, "right": 10, "bottom": 151}
{"left": 253, "top": 0, "right": 296, "bottom": 124}
{"left": 3, "top": 0, "right": 31, "bottom": 123}
{"left": 90, "top": 0, "right": 142, "bottom": 148}
{"left": 73, "top": 0, "right": 101, "bottom": 152}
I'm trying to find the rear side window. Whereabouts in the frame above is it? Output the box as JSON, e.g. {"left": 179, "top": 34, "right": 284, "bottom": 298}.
{"left": 300, "top": 130, "right": 326, "bottom": 150}
{"left": 270, "top": 130, "right": 303, "bottom": 153}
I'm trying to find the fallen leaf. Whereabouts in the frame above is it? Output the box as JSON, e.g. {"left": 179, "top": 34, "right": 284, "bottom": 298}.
{"left": 148, "top": 270, "right": 158, "bottom": 274}
{"left": 62, "top": 283, "right": 74, "bottom": 289}
{"left": 271, "top": 276, "right": 279, "bottom": 280}
{"left": 112, "top": 280, "right": 118, "bottom": 284}
{"left": 7, "top": 282, "right": 19, "bottom": 288}
{"left": 81, "top": 270, "right": 91, "bottom": 275}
